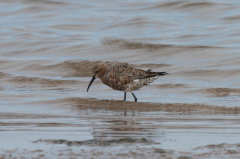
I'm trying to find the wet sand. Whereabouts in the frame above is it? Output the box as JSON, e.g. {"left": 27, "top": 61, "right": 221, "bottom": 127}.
{"left": 1, "top": 98, "right": 240, "bottom": 158}
{"left": 1, "top": 0, "right": 240, "bottom": 158}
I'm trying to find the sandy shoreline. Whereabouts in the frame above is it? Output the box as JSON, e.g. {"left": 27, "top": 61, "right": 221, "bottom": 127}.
{"left": 1, "top": 98, "right": 240, "bottom": 159}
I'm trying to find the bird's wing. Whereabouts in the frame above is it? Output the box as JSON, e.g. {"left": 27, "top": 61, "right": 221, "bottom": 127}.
{"left": 108, "top": 63, "right": 155, "bottom": 83}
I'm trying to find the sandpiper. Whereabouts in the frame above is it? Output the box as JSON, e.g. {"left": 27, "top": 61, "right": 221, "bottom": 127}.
{"left": 86, "top": 62, "right": 169, "bottom": 102}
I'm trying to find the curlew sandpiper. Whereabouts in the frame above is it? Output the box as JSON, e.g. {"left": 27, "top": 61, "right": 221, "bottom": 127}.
{"left": 86, "top": 62, "right": 169, "bottom": 102}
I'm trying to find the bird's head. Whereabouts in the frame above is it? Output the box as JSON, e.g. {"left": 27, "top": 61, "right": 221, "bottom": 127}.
{"left": 86, "top": 63, "right": 107, "bottom": 92}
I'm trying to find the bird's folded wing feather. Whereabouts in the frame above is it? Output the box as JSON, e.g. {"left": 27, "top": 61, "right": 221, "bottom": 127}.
{"left": 109, "top": 65, "right": 155, "bottom": 84}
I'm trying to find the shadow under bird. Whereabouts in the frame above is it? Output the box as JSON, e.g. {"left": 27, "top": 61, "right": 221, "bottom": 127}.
{"left": 86, "top": 62, "right": 169, "bottom": 102}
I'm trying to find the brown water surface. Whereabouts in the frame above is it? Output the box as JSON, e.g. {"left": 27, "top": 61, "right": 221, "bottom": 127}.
{"left": 1, "top": 0, "right": 240, "bottom": 158}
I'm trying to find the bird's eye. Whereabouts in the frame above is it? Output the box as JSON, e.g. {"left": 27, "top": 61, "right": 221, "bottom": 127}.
{"left": 95, "top": 70, "right": 98, "bottom": 74}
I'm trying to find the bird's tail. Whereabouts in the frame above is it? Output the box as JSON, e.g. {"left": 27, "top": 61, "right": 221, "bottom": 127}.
{"left": 146, "top": 69, "right": 169, "bottom": 76}
{"left": 156, "top": 72, "right": 169, "bottom": 76}
{"left": 143, "top": 71, "right": 169, "bottom": 79}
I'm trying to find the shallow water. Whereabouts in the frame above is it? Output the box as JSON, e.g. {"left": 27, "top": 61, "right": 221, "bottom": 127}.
{"left": 1, "top": 0, "right": 240, "bottom": 158}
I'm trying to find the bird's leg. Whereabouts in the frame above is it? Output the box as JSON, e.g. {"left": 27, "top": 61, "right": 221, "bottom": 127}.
{"left": 124, "top": 92, "right": 126, "bottom": 101}
{"left": 131, "top": 92, "right": 137, "bottom": 102}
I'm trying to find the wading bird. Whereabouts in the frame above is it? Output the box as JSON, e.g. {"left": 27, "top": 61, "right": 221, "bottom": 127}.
{"left": 87, "top": 63, "right": 169, "bottom": 102}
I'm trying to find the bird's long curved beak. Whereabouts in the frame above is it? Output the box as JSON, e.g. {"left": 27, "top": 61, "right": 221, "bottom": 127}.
{"left": 86, "top": 75, "right": 96, "bottom": 92}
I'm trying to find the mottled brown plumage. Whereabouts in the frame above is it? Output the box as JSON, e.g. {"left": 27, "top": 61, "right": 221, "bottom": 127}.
{"left": 87, "top": 62, "right": 169, "bottom": 102}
